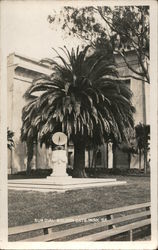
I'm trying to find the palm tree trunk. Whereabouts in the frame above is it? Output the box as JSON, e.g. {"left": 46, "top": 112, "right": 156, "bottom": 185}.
{"left": 128, "top": 153, "right": 131, "bottom": 169}
{"left": 91, "top": 149, "right": 95, "bottom": 168}
{"left": 144, "top": 148, "right": 147, "bottom": 174}
{"left": 10, "top": 149, "right": 13, "bottom": 175}
{"left": 139, "top": 148, "right": 141, "bottom": 170}
{"left": 112, "top": 143, "right": 117, "bottom": 169}
{"left": 88, "top": 149, "right": 91, "bottom": 168}
{"left": 73, "top": 138, "right": 87, "bottom": 178}
{"left": 26, "top": 140, "right": 34, "bottom": 175}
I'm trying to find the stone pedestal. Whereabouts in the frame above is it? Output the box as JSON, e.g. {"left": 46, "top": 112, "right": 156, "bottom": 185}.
{"left": 47, "top": 149, "right": 71, "bottom": 182}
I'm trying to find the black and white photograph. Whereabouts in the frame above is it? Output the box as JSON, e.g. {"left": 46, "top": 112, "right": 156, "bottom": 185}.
{"left": 0, "top": 0, "right": 157, "bottom": 249}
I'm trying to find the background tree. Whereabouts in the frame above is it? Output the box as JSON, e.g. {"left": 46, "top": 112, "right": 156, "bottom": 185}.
{"left": 7, "top": 128, "right": 15, "bottom": 175}
{"left": 21, "top": 46, "right": 135, "bottom": 177}
{"left": 7, "top": 128, "right": 14, "bottom": 150}
{"left": 48, "top": 5, "right": 149, "bottom": 83}
{"left": 135, "top": 123, "right": 150, "bottom": 173}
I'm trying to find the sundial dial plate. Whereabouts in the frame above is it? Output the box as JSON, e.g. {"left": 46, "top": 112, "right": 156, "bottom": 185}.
{"left": 52, "top": 132, "right": 67, "bottom": 145}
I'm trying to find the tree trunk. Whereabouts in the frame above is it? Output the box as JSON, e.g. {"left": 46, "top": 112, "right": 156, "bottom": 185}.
{"left": 139, "top": 148, "right": 141, "bottom": 170}
{"left": 144, "top": 149, "right": 147, "bottom": 174}
{"left": 10, "top": 149, "right": 13, "bottom": 175}
{"left": 26, "top": 140, "right": 34, "bottom": 175}
{"left": 73, "top": 138, "right": 87, "bottom": 178}
{"left": 91, "top": 149, "right": 95, "bottom": 168}
{"left": 128, "top": 153, "right": 131, "bottom": 169}
{"left": 112, "top": 143, "right": 117, "bottom": 169}
{"left": 88, "top": 149, "right": 91, "bottom": 168}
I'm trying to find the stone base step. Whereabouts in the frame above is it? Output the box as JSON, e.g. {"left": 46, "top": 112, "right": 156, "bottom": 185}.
{"left": 8, "top": 178, "right": 126, "bottom": 192}
{"left": 8, "top": 177, "right": 117, "bottom": 185}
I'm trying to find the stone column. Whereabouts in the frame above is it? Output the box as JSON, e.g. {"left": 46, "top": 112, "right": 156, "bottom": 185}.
{"left": 108, "top": 143, "right": 113, "bottom": 169}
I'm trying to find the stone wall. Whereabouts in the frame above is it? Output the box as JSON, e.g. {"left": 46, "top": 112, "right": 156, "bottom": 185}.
{"left": 7, "top": 53, "right": 52, "bottom": 173}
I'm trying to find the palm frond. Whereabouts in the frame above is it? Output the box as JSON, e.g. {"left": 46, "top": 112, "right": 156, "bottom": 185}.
{"left": 21, "top": 46, "right": 135, "bottom": 147}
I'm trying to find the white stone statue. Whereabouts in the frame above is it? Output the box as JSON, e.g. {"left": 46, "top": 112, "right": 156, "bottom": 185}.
{"left": 50, "top": 146, "right": 68, "bottom": 177}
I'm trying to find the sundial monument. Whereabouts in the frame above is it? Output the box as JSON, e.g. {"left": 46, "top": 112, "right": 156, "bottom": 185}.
{"left": 9, "top": 131, "right": 126, "bottom": 191}
{"left": 47, "top": 132, "right": 72, "bottom": 181}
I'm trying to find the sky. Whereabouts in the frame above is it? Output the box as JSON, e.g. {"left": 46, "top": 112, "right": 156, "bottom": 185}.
{"left": 1, "top": 0, "right": 82, "bottom": 61}
{"left": 1, "top": 0, "right": 150, "bottom": 61}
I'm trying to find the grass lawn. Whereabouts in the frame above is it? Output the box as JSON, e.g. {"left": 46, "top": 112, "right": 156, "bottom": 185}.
{"left": 8, "top": 175, "right": 150, "bottom": 228}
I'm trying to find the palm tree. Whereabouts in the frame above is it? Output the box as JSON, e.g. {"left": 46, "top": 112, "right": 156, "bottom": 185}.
{"left": 7, "top": 128, "right": 14, "bottom": 150}
{"left": 21, "top": 46, "right": 135, "bottom": 177}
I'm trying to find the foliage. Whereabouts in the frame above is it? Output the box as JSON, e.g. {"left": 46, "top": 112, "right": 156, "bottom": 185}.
{"left": 135, "top": 123, "right": 150, "bottom": 151}
{"left": 21, "top": 46, "right": 135, "bottom": 145}
{"left": 48, "top": 6, "right": 150, "bottom": 83}
{"left": 135, "top": 123, "right": 150, "bottom": 173}
{"left": 8, "top": 169, "right": 52, "bottom": 179}
{"left": 7, "top": 128, "right": 15, "bottom": 150}
{"left": 8, "top": 167, "right": 149, "bottom": 181}
{"left": 118, "top": 141, "right": 137, "bottom": 154}
{"left": 21, "top": 46, "right": 135, "bottom": 176}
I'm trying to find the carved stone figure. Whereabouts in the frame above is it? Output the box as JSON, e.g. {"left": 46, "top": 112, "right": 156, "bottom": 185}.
{"left": 51, "top": 146, "right": 68, "bottom": 177}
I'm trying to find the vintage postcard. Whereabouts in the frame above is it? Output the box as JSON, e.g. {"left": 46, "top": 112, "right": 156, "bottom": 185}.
{"left": 0, "top": 0, "right": 157, "bottom": 249}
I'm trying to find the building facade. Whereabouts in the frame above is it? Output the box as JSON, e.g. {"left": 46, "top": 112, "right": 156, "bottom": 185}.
{"left": 7, "top": 52, "right": 150, "bottom": 174}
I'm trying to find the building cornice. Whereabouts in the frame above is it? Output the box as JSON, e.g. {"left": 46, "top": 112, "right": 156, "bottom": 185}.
{"left": 8, "top": 52, "right": 50, "bottom": 68}
{"left": 7, "top": 53, "right": 52, "bottom": 76}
